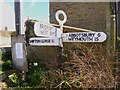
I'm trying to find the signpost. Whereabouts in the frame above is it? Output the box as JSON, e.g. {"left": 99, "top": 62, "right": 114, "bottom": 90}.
{"left": 29, "top": 37, "right": 60, "bottom": 46}
{"left": 12, "top": 2, "right": 110, "bottom": 84}
{"left": 34, "top": 22, "right": 62, "bottom": 37}
{"left": 31, "top": 10, "right": 107, "bottom": 69}
{"left": 13, "top": 7, "right": 108, "bottom": 72}
{"left": 62, "top": 32, "right": 107, "bottom": 42}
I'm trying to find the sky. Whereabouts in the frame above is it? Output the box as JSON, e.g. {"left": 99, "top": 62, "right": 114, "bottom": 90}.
{"left": 0, "top": 0, "right": 49, "bottom": 31}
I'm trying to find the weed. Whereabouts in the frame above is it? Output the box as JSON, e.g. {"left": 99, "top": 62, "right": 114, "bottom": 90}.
{"left": 27, "top": 64, "right": 47, "bottom": 87}
{"left": 2, "top": 60, "right": 13, "bottom": 71}
{"left": 8, "top": 73, "right": 19, "bottom": 84}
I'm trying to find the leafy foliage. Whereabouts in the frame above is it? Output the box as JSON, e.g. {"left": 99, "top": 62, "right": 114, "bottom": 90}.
{"left": 2, "top": 60, "right": 13, "bottom": 71}
{"left": 8, "top": 73, "right": 19, "bottom": 84}
{"left": 0, "top": 50, "right": 2, "bottom": 60}
{"left": 27, "top": 64, "right": 47, "bottom": 87}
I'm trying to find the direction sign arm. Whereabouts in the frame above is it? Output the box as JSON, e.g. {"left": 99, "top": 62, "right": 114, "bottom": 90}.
{"left": 50, "top": 23, "right": 95, "bottom": 32}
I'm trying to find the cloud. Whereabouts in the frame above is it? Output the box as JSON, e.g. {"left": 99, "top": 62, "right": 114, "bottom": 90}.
{"left": 26, "top": 0, "right": 37, "bottom": 10}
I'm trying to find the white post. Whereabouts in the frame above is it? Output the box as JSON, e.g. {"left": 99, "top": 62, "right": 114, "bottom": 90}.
{"left": 55, "top": 10, "right": 67, "bottom": 68}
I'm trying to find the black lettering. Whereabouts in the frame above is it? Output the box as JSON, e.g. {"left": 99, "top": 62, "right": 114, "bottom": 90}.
{"left": 48, "top": 39, "right": 50, "bottom": 43}
{"left": 88, "top": 33, "right": 93, "bottom": 37}
{"left": 82, "top": 33, "right": 87, "bottom": 37}
{"left": 30, "top": 40, "right": 34, "bottom": 43}
{"left": 68, "top": 33, "right": 96, "bottom": 42}
{"left": 69, "top": 34, "right": 76, "bottom": 38}
{"left": 51, "top": 39, "right": 54, "bottom": 43}
{"left": 44, "top": 40, "right": 47, "bottom": 43}
{"left": 37, "top": 40, "right": 40, "bottom": 43}
{"left": 89, "top": 37, "right": 93, "bottom": 41}
{"left": 34, "top": 40, "right": 36, "bottom": 43}
{"left": 95, "top": 37, "right": 99, "bottom": 41}
{"left": 97, "top": 33, "right": 101, "bottom": 37}
{"left": 92, "top": 33, "right": 95, "bottom": 37}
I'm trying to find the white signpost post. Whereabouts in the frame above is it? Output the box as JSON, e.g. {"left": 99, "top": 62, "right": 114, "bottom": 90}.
{"left": 55, "top": 10, "right": 68, "bottom": 68}
{"left": 34, "top": 22, "right": 62, "bottom": 38}
{"left": 29, "top": 37, "right": 60, "bottom": 46}
{"left": 62, "top": 32, "right": 107, "bottom": 42}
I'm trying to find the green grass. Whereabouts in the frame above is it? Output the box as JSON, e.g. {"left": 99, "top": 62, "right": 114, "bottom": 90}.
{"left": 28, "top": 65, "right": 47, "bottom": 87}
{"left": 0, "top": 70, "right": 4, "bottom": 74}
{"left": 0, "top": 50, "right": 4, "bottom": 75}
{"left": 2, "top": 60, "right": 13, "bottom": 71}
{"left": 0, "top": 50, "right": 2, "bottom": 60}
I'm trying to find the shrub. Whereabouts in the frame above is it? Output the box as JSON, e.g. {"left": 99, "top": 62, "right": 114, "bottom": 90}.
{"left": 34, "top": 44, "right": 116, "bottom": 88}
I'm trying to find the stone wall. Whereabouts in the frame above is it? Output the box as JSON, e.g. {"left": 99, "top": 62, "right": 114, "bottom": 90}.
{"left": 50, "top": 2, "right": 119, "bottom": 87}
{"left": 50, "top": 2, "right": 115, "bottom": 51}
{"left": 50, "top": 2, "right": 109, "bottom": 31}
